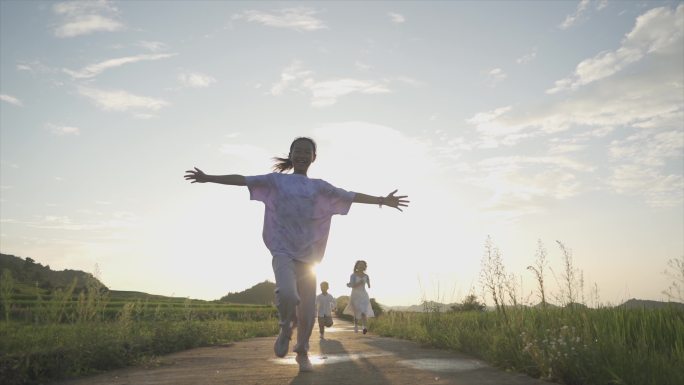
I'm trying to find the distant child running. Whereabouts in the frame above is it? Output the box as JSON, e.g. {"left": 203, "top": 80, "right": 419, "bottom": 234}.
{"left": 184, "top": 137, "right": 409, "bottom": 372}
{"left": 343, "top": 260, "right": 374, "bottom": 334}
{"left": 315, "top": 281, "right": 336, "bottom": 339}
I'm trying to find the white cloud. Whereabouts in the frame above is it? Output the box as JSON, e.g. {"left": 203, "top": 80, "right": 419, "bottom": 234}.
{"left": 136, "top": 40, "right": 169, "bottom": 52}
{"left": 549, "top": 4, "right": 683, "bottom": 94}
{"left": 395, "top": 76, "right": 425, "bottom": 87}
{"left": 178, "top": 72, "right": 216, "bottom": 88}
{"left": 466, "top": 106, "right": 512, "bottom": 125}
{"left": 233, "top": 8, "right": 326, "bottom": 31}
{"left": 610, "top": 130, "right": 683, "bottom": 167}
{"left": 388, "top": 12, "right": 406, "bottom": 24}
{"left": 78, "top": 87, "right": 169, "bottom": 112}
{"left": 355, "top": 61, "right": 373, "bottom": 71}
{"left": 15, "top": 61, "right": 58, "bottom": 75}
{"left": 63, "top": 53, "right": 176, "bottom": 79}
{"left": 270, "top": 61, "right": 391, "bottom": 107}
{"left": 559, "top": 0, "right": 591, "bottom": 30}
{"left": 516, "top": 47, "right": 537, "bottom": 64}
{"left": 467, "top": 155, "right": 593, "bottom": 218}
{"left": 485, "top": 68, "right": 507, "bottom": 87}
{"left": 269, "top": 61, "right": 313, "bottom": 96}
{"left": 608, "top": 165, "right": 683, "bottom": 207}
{"left": 0, "top": 94, "right": 22, "bottom": 106}
{"left": 470, "top": 11, "right": 683, "bottom": 147}
{"left": 459, "top": 6, "right": 683, "bottom": 210}
{"left": 46, "top": 123, "right": 80, "bottom": 136}
{"left": 307, "top": 78, "right": 390, "bottom": 107}
{"left": 28, "top": 212, "right": 140, "bottom": 231}
{"left": 53, "top": 0, "right": 124, "bottom": 37}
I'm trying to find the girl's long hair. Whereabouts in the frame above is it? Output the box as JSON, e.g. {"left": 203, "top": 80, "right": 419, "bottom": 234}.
{"left": 353, "top": 260, "right": 367, "bottom": 273}
{"left": 272, "top": 137, "right": 317, "bottom": 173}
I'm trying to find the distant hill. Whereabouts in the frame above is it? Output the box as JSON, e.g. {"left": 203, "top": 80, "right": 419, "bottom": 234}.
{"left": 384, "top": 298, "right": 684, "bottom": 312}
{"left": 219, "top": 280, "right": 275, "bottom": 305}
{"left": 0, "top": 253, "right": 106, "bottom": 292}
{"left": 620, "top": 298, "right": 684, "bottom": 310}
{"left": 384, "top": 300, "right": 459, "bottom": 312}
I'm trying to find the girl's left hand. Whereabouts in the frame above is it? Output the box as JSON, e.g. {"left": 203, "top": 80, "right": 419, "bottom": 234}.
{"left": 382, "top": 190, "right": 410, "bottom": 211}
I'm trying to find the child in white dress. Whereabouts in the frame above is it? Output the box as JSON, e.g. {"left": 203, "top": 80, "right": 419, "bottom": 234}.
{"left": 344, "top": 260, "right": 374, "bottom": 334}
{"left": 184, "top": 137, "right": 408, "bottom": 373}
{"left": 315, "top": 281, "right": 336, "bottom": 339}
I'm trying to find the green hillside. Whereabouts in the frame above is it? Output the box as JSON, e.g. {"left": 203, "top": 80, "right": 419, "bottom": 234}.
{"left": 0, "top": 253, "right": 105, "bottom": 293}
{"left": 220, "top": 280, "right": 275, "bottom": 305}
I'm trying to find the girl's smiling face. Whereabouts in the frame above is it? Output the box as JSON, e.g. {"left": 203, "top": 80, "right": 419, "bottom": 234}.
{"left": 289, "top": 139, "right": 316, "bottom": 175}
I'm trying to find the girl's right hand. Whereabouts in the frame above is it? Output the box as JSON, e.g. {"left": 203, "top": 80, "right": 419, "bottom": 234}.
{"left": 184, "top": 167, "right": 207, "bottom": 183}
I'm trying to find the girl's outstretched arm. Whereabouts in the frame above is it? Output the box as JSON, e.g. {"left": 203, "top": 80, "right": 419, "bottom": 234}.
{"left": 367, "top": 275, "right": 371, "bottom": 289}
{"left": 353, "top": 189, "right": 409, "bottom": 211}
{"left": 184, "top": 167, "right": 246, "bottom": 186}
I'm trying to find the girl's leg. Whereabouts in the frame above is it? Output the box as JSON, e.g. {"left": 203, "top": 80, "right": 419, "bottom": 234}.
{"left": 361, "top": 313, "right": 368, "bottom": 334}
{"left": 271, "top": 257, "right": 299, "bottom": 357}
{"left": 272, "top": 257, "right": 298, "bottom": 330}
{"left": 293, "top": 260, "right": 316, "bottom": 355}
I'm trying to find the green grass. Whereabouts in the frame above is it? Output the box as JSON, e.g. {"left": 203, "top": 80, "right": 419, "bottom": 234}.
{"left": 0, "top": 318, "right": 278, "bottom": 385}
{"left": 0, "top": 282, "right": 279, "bottom": 385}
{"left": 370, "top": 306, "right": 684, "bottom": 385}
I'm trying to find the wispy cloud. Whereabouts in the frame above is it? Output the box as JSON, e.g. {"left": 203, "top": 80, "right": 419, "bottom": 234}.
{"left": 78, "top": 87, "right": 169, "bottom": 112}
{"left": 233, "top": 8, "right": 326, "bottom": 31}
{"left": 608, "top": 165, "right": 683, "bottom": 207}
{"left": 269, "top": 61, "right": 392, "bottom": 107}
{"left": 15, "top": 61, "right": 58, "bottom": 75}
{"left": 395, "top": 76, "right": 425, "bottom": 87}
{"left": 466, "top": 106, "right": 512, "bottom": 125}
{"left": 63, "top": 53, "right": 176, "bottom": 79}
{"left": 549, "top": 4, "right": 683, "bottom": 94}
{"left": 0, "top": 94, "right": 23, "bottom": 106}
{"left": 388, "top": 12, "right": 406, "bottom": 24}
{"left": 355, "top": 61, "right": 373, "bottom": 71}
{"left": 46, "top": 123, "right": 80, "bottom": 136}
{"left": 559, "top": 0, "right": 591, "bottom": 30}
{"left": 485, "top": 68, "right": 507, "bottom": 87}
{"left": 269, "top": 61, "right": 313, "bottom": 95}
{"left": 559, "top": 0, "right": 611, "bottom": 29}
{"left": 463, "top": 6, "right": 683, "bottom": 208}
{"left": 178, "top": 72, "right": 216, "bottom": 88}
{"left": 136, "top": 40, "right": 169, "bottom": 52}
{"left": 516, "top": 47, "right": 537, "bottom": 64}
{"left": 307, "top": 78, "right": 391, "bottom": 107}
{"left": 464, "top": 155, "right": 595, "bottom": 218}
{"left": 53, "top": 0, "right": 124, "bottom": 38}
{"left": 607, "top": 130, "right": 683, "bottom": 207}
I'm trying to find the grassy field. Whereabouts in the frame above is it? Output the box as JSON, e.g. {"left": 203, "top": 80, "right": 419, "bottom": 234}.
{"left": 0, "top": 276, "right": 279, "bottom": 385}
{"left": 369, "top": 305, "right": 684, "bottom": 385}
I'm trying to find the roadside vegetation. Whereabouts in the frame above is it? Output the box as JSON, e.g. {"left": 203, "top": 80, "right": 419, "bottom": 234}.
{"left": 369, "top": 239, "right": 684, "bottom": 385}
{"left": 0, "top": 266, "right": 278, "bottom": 385}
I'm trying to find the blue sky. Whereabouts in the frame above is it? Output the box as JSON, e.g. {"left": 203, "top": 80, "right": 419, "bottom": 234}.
{"left": 1, "top": 1, "right": 682, "bottom": 306}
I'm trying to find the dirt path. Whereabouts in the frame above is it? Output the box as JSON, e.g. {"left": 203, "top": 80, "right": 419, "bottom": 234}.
{"left": 51, "top": 319, "right": 550, "bottom": 385}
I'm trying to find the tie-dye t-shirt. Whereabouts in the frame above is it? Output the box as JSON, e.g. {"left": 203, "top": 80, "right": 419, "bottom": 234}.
{"left": 245, "top": 173, "right": 356, "bottom": 263}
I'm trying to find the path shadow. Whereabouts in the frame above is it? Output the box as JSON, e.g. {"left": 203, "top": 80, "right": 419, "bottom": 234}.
{"left": 288, "top": 333, "right": 393, "bottom": 385}
{"left": 362, "top": 336, "right": 548, "bottom": 384}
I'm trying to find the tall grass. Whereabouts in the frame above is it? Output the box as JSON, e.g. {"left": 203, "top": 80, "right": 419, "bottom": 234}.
{"left": 372, "top": 305, "right": 683, "bottom": 385}
{"left": 0, "top": 318, "right": 278, "bottom": 385}
{"left": 371, "top": 238, "right": 684, "bottom": 385}
{"left": 0, "top": 271, "right": 279, "bottom": 385}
